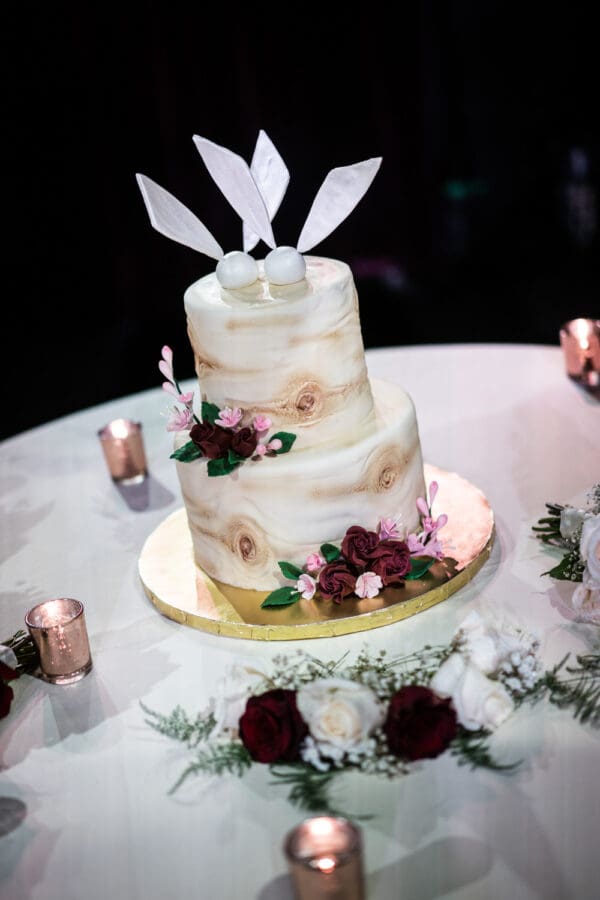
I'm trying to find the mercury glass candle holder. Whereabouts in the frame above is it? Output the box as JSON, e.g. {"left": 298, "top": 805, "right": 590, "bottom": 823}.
{"left": 25, "top": 599, "right": 93, "bottom": 685}
{"left": 98, "top": 418, "right": 148, "bottom": 484}
{"left": 559, "top": 318, "right": 600, "bottom": 391}
{"left": 284, "top": 816, "right": 365, "bottom": 899}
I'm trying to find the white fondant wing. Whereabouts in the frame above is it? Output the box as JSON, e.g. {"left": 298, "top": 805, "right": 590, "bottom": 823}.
{"left": 296, "top": 157, "right": 382, "bottom": 253}
{"left": 193, "top": 135, "right": 276, "bottom": 250}
{"left": 136, "top": 173, "right": 224, "bottom": 260}
{"left": 243, "top": 130, "right": 290, "bottom": 253}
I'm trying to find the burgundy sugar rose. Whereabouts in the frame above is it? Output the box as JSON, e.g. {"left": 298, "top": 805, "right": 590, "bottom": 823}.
{"left": 0, "top": 660, "right": 19, "bottom": 719}
{"left": 239, "top": 689, "right": 308, "bottom": 763}
{"left": 369, "top": 539, "right": 411, "bottom": 586}
{"left": 230, "top": 426, "right": 259, "bottom": 459}
{"left": 383, "top": 685, "right": 457, "bottom": 761}
{"left": 318, "top": 561, "right": 357, "bottom": 604}
{"left": 341, "top": 525, "right": 380, "bottom": 567}
{"left": 189, "top": 422, "right": 232, "bottom": 459}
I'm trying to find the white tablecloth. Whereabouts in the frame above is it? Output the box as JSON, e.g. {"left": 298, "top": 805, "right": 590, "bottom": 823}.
{"left": 1, "top": 344, "right": 598, "bottom": 900}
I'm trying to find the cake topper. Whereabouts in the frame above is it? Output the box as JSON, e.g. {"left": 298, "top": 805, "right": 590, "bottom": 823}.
{"left": 136, "top": 131, "right": 381, "bottom": 289}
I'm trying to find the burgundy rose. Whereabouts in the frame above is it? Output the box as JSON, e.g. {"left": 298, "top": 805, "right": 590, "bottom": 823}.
{"left": 230, "top": 426, "right": 259, "bottom": 459}
{"left": 369, "top": 539, "right": 411, "bottom": 586}
{"left": 341, "top": 525, "right": 380, "bottom": 567}
{"left": 318, "top": 561, "right": 357, "bottom": 604}
{"left": 0, "top": 661, "right": 19, "bottom": 720}
{"left": 383, "top": 685, "right": 457, "bottom": 761}
{"left": 189, "top": 422, "right": 232, "bottom": 459}
{"left": 239, "top": 689, "right": 308, "bottom": 763}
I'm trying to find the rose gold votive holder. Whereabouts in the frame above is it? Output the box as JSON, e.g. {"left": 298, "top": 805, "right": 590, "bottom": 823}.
{"left": 559, "top": 318, "right": 600, "bottom": 389}
{"left": 25, "top": 599, "right": 93, "bottom": 685}
{"left": 284, "top": 816, "right": 365, "bottom": 900}
{"left": 98, "top": 418, "right": 148, "bottom": 484}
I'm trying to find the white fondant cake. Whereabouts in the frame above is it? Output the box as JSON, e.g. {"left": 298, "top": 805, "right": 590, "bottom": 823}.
{"left": 175, "top": 257, "right": 426, "bottom": 590}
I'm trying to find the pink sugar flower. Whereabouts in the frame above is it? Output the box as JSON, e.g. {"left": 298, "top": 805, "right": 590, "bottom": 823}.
{"left": 215, "top": 407, "right": 242, "bottom": 429}
{"left": 166, "top": 406, "right": 193, "bottom": 432}
{"left": 159, "top": 346, "right": 174, "bottom": 383}
{"left": 306, "top": 552, "right": 326, "bottom": 573}
{"left": 253, "top": 415, "right": 272, "bottom": 434}
{"left": 267, "top": 438, "right": 282, "bottom": 452}
{"left": 255, "top": 443, "right": 268, "bottom": 457}
{"left": 429, "top": 481, "right": 439, "bottom": 505}
{"left": 425, "top": 537, "right": 445, "bottom": 560}
{"left": 407, "top": 532, "right": 444, "bottom": 560}
{"left": 407, "top": 533, "right": 427, "bottom": 555}
{"left": 422, "top": 512, "right": 448, "bottom": 536}
{"left": 378, "top": 517, "right": 400, "bottom": 540}
{"left": 416, "top": 496, "right": 429, "bottom": 518}
{"left": 355, "top": 571, "right": 383, "bottom": 599}
{"left": 159, "top": 359, "right": 172, "bottom": 382}
{"left": 162, "top": 381, "right": 180, "bottom": 399}
{"left": 296, "top": 573, "right": 317, "bottom": 600}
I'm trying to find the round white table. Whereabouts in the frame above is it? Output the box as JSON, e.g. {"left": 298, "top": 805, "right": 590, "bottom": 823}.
{"left": 1, "top": 344, "right": 598, "bottom": 900}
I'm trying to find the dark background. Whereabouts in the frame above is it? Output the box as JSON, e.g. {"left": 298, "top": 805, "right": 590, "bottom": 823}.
{"left": 5, "top": 3, "right": 599, "bottom": 440}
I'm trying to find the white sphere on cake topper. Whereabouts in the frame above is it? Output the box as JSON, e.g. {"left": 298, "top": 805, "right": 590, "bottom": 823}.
{"left": 136, "top": 130, "right": 382, "bottom": 289}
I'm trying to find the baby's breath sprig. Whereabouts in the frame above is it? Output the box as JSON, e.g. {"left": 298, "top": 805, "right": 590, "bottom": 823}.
{"left": 141, "top": 702, "right": 216, "bottom": 747}
{"left": 169, "top": 744, "right": 253, "bottom": 796}
{"left": 527, "top": 653, "right": 600, "bottom": 727}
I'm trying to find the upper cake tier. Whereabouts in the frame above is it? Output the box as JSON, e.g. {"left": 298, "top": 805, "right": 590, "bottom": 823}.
{"left": 184, "top": 256, "right": 376, "bottom": 452}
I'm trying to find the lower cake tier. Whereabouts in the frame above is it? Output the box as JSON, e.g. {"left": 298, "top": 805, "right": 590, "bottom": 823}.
{"left": 174, "top": 377, "right": 426, "bottom": 590}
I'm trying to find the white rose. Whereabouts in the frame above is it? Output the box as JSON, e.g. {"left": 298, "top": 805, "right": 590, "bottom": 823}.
{"left": 296, "top": 678, "right": 384, "bottom": 751}
{"left": 572, "top": 564, "right": 600, "bottom": 613}
{"left": 210, "top": 664, "right": 265, "bottom": 739}
{"left": 559, "top": 507, "right": 586, "bottom": 540}
{"left": 431, "top": 653, "right": 514, "bottom": 731}
{"left": 579, "top": 514, "right": 600, "bottom": 584}
{"left": 0, "top": 644, "right": 18, "bottom": 669}
{"left": 454, "top": 610, "right": 538, "bottom": 675}
{"left": 454, "top": 610, "right": 502, "bottom": 674}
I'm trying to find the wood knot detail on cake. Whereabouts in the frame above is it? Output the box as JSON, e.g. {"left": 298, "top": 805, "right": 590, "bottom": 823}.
{"left": 367, "top": 446, "right": 406, "bottom": 494}
{"left": 226, "top": 519, "right": 269, "bottom": 568}
{"left": 294, "top": 381, "right": 322, "bottom": 417}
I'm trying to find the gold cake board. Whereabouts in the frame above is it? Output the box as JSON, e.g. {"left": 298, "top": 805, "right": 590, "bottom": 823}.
{"left": 138, "top": 465, "right": 494, "bottom": 641}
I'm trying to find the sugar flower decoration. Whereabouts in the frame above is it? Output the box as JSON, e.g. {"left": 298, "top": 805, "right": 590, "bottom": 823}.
{"left": 159, "top": 346, "right": 196, "bottom": 433}
{"left": 215, "top": 407, "right": 243, "bottom": 429}
{"left": 355, "top": 572, "right": 383, "bottom": 599}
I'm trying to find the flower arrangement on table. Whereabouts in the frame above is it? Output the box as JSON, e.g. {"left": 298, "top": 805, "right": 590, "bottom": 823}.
{"left": 533, "top": 482, "right": 600, "bottom": 620}
{"left": 143, "top": 610, "right": 600, "bottom": 815}
{"left": 158, "top": 346, "right": 296, "bottom": 476}
{"left": 262, "top": 480, "right": 448, "bottom": 609}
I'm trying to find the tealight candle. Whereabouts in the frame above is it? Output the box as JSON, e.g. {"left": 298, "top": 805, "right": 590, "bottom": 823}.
{"left": 284, "top": 816, "right": 365, "bottom": 900}
{"left": 98, "top": 418, "right": 148, "bottom": 484}
{"left": 559, "top": 318, "right": 600, "bottom": 389}
{"left": 25, "top": 599, "right": 92, "bottom": 685}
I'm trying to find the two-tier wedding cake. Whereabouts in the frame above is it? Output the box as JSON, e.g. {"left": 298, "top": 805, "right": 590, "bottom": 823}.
{"left": 137, "top": 130, "right": 428, "bottom": 599}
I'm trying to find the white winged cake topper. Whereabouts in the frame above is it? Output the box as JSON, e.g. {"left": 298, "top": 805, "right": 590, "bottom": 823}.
{"left": 136, "top": 131, "right": 382, "bottom": 289}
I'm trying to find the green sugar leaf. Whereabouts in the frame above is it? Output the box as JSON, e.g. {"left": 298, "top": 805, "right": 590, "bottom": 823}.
{"left": 320, "top": 543, "right": 341, "bottom": 563}
{"left": 201, "top": 401, "right": 221, "bottom": 425}
{"left": 278, "top": 561, "right": 303, "bottom": 580}
{"left": 261, "top": 587, "right": 301, "bottom": 608}
{"left": 269, "top": 432, "right": 297, "bottom": 454}
{"left": 406, "top": 557, "right": 435, "bottom": 580}
{"left": 170, "top": 440, "right": 202, "bottom": 463}
{"left": 207, "top": 456, "right": 239, "bottom": 477}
